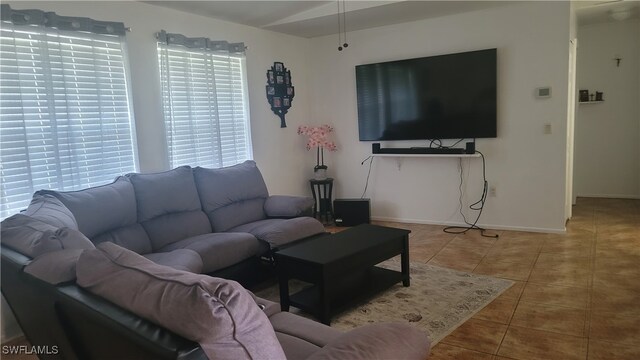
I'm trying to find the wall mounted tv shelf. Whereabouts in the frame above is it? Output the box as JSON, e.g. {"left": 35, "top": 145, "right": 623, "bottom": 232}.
{"left": 372, "top": 153, "right": 480, "bottom": 158}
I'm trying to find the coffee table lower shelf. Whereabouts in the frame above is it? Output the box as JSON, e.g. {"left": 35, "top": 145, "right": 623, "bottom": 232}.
{"left": 288, "top": 266, "right": 403, "bottom": 321}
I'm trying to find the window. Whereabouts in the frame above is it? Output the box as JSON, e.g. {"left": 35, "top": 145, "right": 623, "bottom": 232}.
{"left": 157, "top": 34, "right": 252, "bottom": 169}
{"left": 0, "top": 23, "right": 137, "bottom": 219}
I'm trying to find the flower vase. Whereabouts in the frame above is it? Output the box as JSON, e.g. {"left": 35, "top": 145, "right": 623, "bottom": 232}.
{"left": 314, "top": 165, "right": 328, "bottom": 180}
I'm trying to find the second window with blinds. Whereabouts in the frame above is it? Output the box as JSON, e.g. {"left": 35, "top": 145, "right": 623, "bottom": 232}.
{"left": 157, "top": 32, "right": 252, "bottom": 169}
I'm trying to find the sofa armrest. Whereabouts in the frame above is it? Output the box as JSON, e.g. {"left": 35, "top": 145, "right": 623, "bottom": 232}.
{"left": 264, "top": 195, "right": 314, "bottom": 218}
{"left": 307, "top": 323, "right": 430, "bottom": 360}
{"left": 56, "top": 285, "right": 207, "bottom": 360}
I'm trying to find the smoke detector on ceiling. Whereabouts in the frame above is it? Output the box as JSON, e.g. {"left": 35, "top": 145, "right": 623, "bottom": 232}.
{"left": 609, "top": 8, "right": 632, "bottom": 21}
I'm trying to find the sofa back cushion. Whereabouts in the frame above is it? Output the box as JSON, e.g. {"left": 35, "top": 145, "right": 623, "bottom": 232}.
{"left": 76, "top": 242, "right": 286, "bottom": 360}
{"left": 37, "top": 177, "right": 153, "bottom": 254}
{"left": 127, "top": 166, "right": 211, "bottom": 250}
{"left": 1, "top": 215, "right": 94, "bottom": 258}
{"left": 194, "top": 161, "right": 269, "bottom": 232}
{"left": 23, "top": 194, "right": 78, "bottom": 229}
{"left": 0, "top": 213, "right": 95, "bottom": 284}
{"left": 91, "top": 224, "right": 152, "bottom": 255}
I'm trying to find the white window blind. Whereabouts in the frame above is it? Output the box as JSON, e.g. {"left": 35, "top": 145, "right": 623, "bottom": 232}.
{"left": 0, "top": 25, "right": 137, "bottom": 219}
{"left": 158, "top": 44, "right": 252, "bottom": 169}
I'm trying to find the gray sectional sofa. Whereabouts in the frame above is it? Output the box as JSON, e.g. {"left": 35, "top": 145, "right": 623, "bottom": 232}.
{"left": 34, "top": 160, "right": 325, "bottom": 278}
{"left": 0, "top": 160, "right": 431, "bottom": 359}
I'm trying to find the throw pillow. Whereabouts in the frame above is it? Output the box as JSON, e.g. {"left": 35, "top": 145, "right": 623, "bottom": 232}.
{"left": 76, "top": 242, "right": 286, "bottom": 360}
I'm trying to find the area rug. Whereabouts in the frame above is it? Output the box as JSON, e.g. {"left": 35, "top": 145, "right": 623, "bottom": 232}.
{"left": 255, "top": 257, "right": 513, "bottom": 345}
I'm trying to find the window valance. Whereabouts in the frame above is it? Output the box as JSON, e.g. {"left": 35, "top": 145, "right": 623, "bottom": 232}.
{"left": 156, "top": 30, "right": 245, "bottom": 54}
{"left": 0, "top": 4, "right": 127, "bottom": 35}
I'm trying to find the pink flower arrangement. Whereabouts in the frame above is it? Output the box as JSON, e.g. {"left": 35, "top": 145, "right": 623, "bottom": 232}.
{"left": 297, "top": 125, "right": 337, "bottom": 151}
{"left": 298, "top": 124, "right": 337, "bottom": 168}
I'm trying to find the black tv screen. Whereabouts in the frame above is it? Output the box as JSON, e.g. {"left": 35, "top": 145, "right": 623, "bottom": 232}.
{"left": 356, "top": 49, "right": 497, "bottom": 141}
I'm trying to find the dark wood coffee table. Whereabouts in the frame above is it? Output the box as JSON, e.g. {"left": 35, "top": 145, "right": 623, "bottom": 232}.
{"left": 274, "top": 224, "right": 410, "bottom": 324}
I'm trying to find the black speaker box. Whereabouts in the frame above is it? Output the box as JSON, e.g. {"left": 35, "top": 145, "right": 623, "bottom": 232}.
{"left": 333, "top": 199, "right": 371, "bottom": 227}
{"left": 465, "top": 141, "right": 476, "bottom": 154}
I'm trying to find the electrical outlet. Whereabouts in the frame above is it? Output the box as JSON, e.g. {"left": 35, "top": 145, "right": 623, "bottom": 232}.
{"left": 544, "top": 123, "right": 552, "bottom": 134}
{"left": 489, "top": 184, "right": 497, "bottom": 197}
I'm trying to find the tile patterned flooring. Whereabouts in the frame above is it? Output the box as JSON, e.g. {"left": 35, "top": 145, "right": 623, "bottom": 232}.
{"left": 372, "top": 197, "right": 640, "bottom": 360}
{"left": 3, "top": 198, "right": 638, "bottom": 360}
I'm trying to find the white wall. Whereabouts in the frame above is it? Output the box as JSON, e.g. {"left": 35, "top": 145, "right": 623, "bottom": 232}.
{"left": 2, "top": 0, "right": 313, "bottom": 343}
{"left": 307, "top": 1, "right": 571, "bottom": 232}
{"left": 574, "top": 19, "right": 640, "bottom": 199}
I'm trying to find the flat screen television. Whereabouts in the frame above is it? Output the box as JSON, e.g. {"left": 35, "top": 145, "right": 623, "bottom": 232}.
{"left": 356, "top": 48, "right": 497, "bottom": 141}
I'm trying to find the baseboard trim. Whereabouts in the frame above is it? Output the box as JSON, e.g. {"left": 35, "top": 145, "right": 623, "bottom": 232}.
{"left": 370, "top": 216, "right": 566, "bottom": 234}
{"left": 577, "top": 194, "right": 640, "bottom": 200}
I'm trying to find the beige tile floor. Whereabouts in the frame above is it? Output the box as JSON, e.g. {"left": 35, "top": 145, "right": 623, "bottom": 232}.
{"left": 4, "top": 198, "right": 638, "bottom": 360}
{"left": 373, "top": 197, "right": 640, "bottom": 360}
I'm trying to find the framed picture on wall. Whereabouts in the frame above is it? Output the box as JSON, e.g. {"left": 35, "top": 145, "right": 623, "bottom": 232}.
{"left": 265, "top": 61, "right": 295, "bottom": 128}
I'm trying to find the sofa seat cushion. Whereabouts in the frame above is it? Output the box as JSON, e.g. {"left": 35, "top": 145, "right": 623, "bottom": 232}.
{"left": 160, "top": 233, "right": 263, "bottom": 273}
{"left": 229, "top": 217, "right": 325, "bottom": 248}
{"left": 253, "top": 295, "right": 281, "bottom": 318}
{"left": 307, "top": 323, "right": 431, "bottom": 360}
{"left": 76, "top": 242, "right": 286, "bottom": 360}
{"left": 276, "top": 332, "right": 322, "bottom": 360}
{"left": 143, "top": 249, "right": 203, "bottom": 274}
{"left": 269, "top": 312, "right": 341, "bottom": 349}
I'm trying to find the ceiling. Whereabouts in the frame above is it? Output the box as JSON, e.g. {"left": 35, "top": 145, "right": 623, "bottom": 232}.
{"left": 145, "top": 1, "right": 640, "bottom": 37}
{"left": 576, "top": 0, "right": 640, "bottom": 26}
{"left": 144, "top": 1, "right": 510, "bottom": 38}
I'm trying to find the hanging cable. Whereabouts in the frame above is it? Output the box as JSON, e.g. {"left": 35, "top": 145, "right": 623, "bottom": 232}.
{"left": 360, "top": 156, "right": 374, "bottom": 198}
{"left": 337, "top": 0, "right": 343, "bottom": 51}
{"left": 443, "top": 151, "right": 499, "bottom": 238}
{"left": 342, "top": 0, "right": 348, "bottom": 48}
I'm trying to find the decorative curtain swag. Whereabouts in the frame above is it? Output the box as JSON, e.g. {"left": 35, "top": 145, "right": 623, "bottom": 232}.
{"left": 0, "top": 4, "right": 127, "bottom": 35}
{"left": 156, "top": 30, "right": 245, "bottom": 53}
